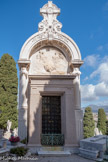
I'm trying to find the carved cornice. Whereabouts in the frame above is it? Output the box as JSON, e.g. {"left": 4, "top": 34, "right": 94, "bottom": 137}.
{"left": 71, "top": 60, "right": 84, "bottom": 68}
{"left": 28, "top": 75, "right": 76, "bottom": 81}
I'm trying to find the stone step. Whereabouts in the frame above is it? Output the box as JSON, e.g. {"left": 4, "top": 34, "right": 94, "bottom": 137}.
{"left": 38, "top": 150, "right": 71, "bottom": 156}
{"left": 79, "top": 148, "right": 99, "bottom": 160}
{"left": 0, "top": 148, "right": 10, "bottom": 154}
{"left": 41, "top": 146, "right": 64, "bottom": 151}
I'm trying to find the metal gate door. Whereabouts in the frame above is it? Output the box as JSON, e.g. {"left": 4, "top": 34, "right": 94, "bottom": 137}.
{"left": 41, "top": 96, "right": 64, "bottom": 146}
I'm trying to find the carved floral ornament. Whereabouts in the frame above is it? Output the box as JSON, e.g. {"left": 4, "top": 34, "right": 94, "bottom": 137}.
{"left": 18, "top": 1, "right": 83, "bottom": 73}
{"left": 39, "top": 1, "right": 62, "bottom": 34}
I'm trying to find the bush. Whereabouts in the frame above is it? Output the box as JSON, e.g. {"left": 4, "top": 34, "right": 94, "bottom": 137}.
{"left": 20, "top": 138, "right": 27, "bottom": 144}
{"left": 10, "top": 147, "right": 28, "bottom": 156}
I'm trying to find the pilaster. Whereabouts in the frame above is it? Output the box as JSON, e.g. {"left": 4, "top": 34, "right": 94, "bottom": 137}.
{"left": 18, "top": 60, "right": 30, "bottom": 140}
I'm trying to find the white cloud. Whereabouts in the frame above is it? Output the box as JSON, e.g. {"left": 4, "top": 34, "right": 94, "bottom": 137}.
{"left": 81, "top": 81, "right": 108, "bottom": 102}
{"left": 103, "top": 1, "right": 108, "bottom": 11}
{"left": 84, "top": 54, "right": 100, "bottom": 67}
{"left": 82, "top": 53, "right": 108, "bottom": 104}
{"left": 90, "top": 62, "right": 108, "bottom": 83}
{"left": 81, "top": 60, "right": 108, "bottom": 102}
{"left": 97, "top": 43, "right": 108, "bottom": 52}
{"left": 97, "top": 45, "right": 103, "bottom": 51}
{"left": 95, "top": 82, "right": 108, "bottom": 96}
{"left": 83, "top": 46, "right": 108, "bottom": 69}
{"left": 102, "top": 55, "right": 108, "bottom": 62}
{"left": 84, "top": 76, "right": 89, "bottom": 81}
{"left": 81, "top": 84, "right": 98, "bottom": 101}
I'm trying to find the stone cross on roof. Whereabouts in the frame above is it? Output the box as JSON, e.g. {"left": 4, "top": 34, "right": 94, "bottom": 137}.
{"left": 40, "top": 1, "right": 60, "bottom": 26}
{"left": 40, "top": 1, "right": 60, "bottom": 17}
{"left": 39, "top": 1, "right": 62, "bottom": 33}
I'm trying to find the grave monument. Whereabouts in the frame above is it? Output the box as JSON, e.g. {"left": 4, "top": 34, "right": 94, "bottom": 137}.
{"left": 18, "top": 1, "right": 84, "bottom": 152}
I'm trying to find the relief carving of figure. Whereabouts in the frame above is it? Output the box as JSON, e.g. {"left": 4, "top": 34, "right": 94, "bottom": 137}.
{"left": 29, "top": 47, "right": 70, "bottom": 75}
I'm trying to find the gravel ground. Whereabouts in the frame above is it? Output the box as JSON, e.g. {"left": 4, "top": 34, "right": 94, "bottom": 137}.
{"left": 13, "top": 155, "right": 96, "bottom": 162}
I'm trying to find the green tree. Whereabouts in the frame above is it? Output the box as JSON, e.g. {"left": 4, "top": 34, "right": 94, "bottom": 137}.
{"left": 83, "top": 107, "right": 95, "bottom": 138}
{"left": 97, "top": 108, "right": 106, "bottom": 135}
{"left": 106, "top": 120, "right": 108, "bottom": 135}
{"left": 0, "top": 54, "right": 18, "bottom": 130}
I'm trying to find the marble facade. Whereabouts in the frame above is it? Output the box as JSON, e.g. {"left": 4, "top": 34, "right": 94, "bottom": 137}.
{"left": 18, "top": 1, "right": 84, "bottom": 151}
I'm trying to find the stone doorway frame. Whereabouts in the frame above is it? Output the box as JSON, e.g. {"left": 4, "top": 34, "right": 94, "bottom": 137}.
{"left": 27, "top": 75, "right": 83, "bottom": 148}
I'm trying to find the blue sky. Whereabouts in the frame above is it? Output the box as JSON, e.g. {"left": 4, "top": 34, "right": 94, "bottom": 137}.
{"left": 0, "top": 0, "right": 108, "bottom": 107}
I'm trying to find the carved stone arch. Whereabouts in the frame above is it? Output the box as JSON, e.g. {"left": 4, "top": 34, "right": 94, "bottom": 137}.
{"left": 28, "top": 41, "right": 73, "bottom": 75}
{"left": 19, "top": 32, "right": 82, "bottom": 63}
{"left": 29, "top": 39, "right": 72, "bottom": 62}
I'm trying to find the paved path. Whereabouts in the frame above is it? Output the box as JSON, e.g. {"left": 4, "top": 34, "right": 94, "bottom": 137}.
{"left": 14, "top": 155, "right": 96, "bottom": 162}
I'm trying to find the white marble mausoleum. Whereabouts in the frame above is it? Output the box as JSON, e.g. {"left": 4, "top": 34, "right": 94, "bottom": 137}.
{"left": 18, "top": 1, "right": 84, "bottom": 151}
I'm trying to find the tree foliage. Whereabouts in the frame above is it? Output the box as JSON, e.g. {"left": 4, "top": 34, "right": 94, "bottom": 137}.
{"left": 106, "top": 120, "right": 108, "bottom": 135}
{"left": 83, "top": 107, "right": 95, "bottom": 138}
{"left": 0, "top": 54, "right": 18, "bottom": 130}
{"left": 97, "top": 108, "right": 106, "bottom": 135}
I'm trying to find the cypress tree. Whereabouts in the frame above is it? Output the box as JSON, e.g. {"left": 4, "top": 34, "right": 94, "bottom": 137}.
{"left": 83, "top": 107, "right": 95, "bottom": 138}
{"left": 97, "top": 108, "right": 106, "bottom": 135}
{"left": 106, "top": 120, "right": 108, "bottom": 135}
{"left": 0, "top": 54, "right": 18, "bottom": 130}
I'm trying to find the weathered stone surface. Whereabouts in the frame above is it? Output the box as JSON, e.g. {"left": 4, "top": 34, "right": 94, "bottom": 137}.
{"left": 79, "top": 148, "right": 99, "bottom": 159}
{"left": 18, "top": 1, "right": 84, "bottom": 152}
{"left": 79, "top": 135, "right": 106, "bottom": 160}
{"left": 29, "top": 47, "right": 69, "bottom": 75}
{"left": 38, "top": 150, "right": 71, "bottom": 156}
{"left": 0, "top": 129, "right": 3, "bottom": 140}
{"left": 3, "top": 132, "right": 11, "bottom": 140}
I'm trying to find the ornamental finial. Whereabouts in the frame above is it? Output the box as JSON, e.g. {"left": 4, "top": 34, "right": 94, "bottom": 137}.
{"left": 38, "top": 1, "right": 62, "bottom": 38}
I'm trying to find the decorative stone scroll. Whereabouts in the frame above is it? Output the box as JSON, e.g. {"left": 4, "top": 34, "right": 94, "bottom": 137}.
{"left": 39, "top": 1, "right": 62, "bottom": 40}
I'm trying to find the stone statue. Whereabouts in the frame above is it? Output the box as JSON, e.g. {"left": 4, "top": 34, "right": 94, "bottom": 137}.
{"left": 94, "top": 127, "right": 100, "bottom": 136}
{"left": 7, "top": 120, "right": 12, "bottom": 133}
{"left": 94, "top": 122, "right": 103, "bottom": 136}
{"left": 13, "top": 128, "right": 18, "bottom": 137}
{"left": 99, "top": 130, "right": 102, "bottom": 135}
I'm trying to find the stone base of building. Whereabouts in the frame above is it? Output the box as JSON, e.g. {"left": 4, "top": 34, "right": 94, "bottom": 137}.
{"left": 27, "top": 145, "right": 80, "bottom": 155}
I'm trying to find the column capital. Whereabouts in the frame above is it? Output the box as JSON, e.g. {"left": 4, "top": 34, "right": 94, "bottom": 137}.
{"left": 18, "top": 59, "right": 30, "bottom": 68}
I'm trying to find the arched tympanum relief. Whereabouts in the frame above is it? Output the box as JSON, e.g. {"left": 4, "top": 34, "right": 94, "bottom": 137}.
{"left": 29, "top": 46, "right": 71, "bottom": 75}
